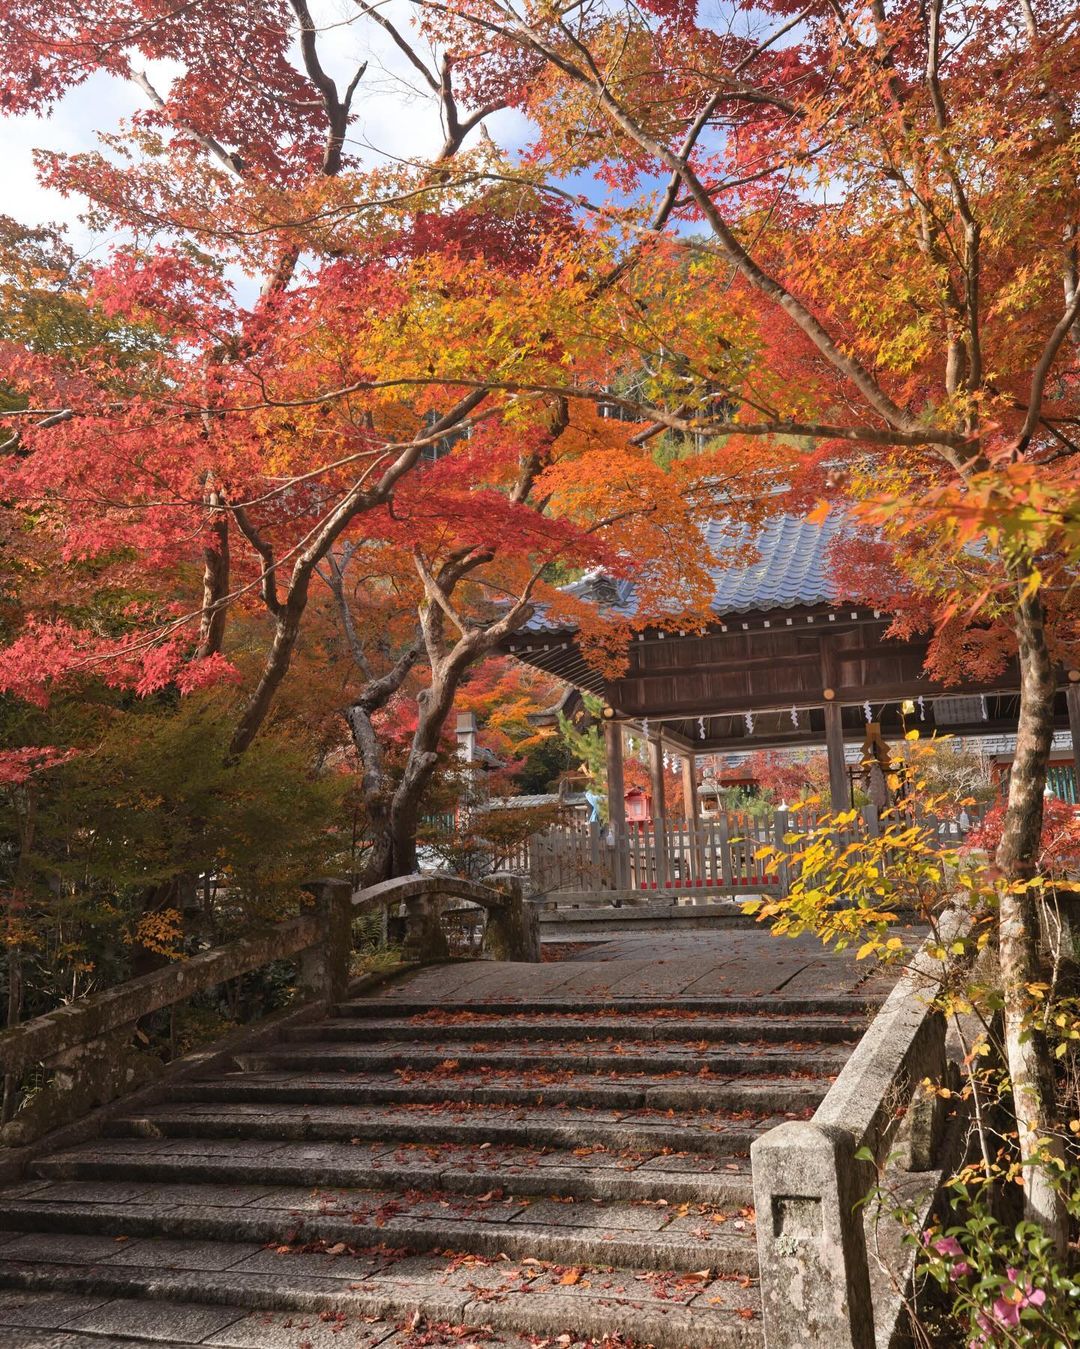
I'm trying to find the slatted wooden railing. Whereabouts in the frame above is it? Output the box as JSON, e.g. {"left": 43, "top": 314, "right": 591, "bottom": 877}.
{"left": 526, "top": 801, "right": 991, "bottom": 897}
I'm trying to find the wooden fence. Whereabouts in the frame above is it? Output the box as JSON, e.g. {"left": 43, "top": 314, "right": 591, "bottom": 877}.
{"left": 525, "top": 800, "right": 992, "bottom": 897}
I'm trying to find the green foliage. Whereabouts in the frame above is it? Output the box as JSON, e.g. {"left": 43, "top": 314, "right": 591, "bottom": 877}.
{"left": 715, "top": 787, "right": 775, "bottom": 820}
{"left": 556, "top": 692, "right": 607, "bottom": 812}
{"left": 898, "top": 1170, "right": 1080, "bottom": 1347}
{"left": 32, "top": 692, "right": 344, "bottom": 911}
{"left": 0, "top": 689, "right": 348, "bottom": 1019}
{"left": 512, "top": 734, "right": 573, "bottom": 794}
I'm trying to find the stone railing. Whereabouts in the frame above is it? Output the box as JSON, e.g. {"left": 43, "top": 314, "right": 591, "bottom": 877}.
{"left": 0, "top": 871, "right": 536, "bottom": 1157}
{"left": 751, "top": 911, "right": 967, "bottom": 1349}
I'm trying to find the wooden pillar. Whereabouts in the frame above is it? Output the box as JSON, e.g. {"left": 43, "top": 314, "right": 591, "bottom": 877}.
{"left": 604, "top": 720, "right": 629, "bottom": 889}
{"left": 1067, "top": 678, "right": 1080, "bottom": 803}
{"left": 682, "top": 753, "right": 703, "bottom": 882}
{"left": 648, "top": 736, "right": 667, "bottom": 820}
{"left": 824, "top": 700, "right": 849, "bottom": 811}
{"left": 647, "top": 735, "right": 669, "bottom": 887}
{"left": 681, "top": 753, "right": 700, "bottom": 821}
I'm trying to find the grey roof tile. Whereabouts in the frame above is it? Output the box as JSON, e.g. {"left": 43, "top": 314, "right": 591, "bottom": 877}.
{"left": 702, "top": 513, "right": 847, "bottom": 616}
{"left": 523, "top": 513, "right": 850, "bottom": 632}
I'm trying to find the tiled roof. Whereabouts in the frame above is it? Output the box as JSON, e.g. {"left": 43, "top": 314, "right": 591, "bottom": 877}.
{"left": 524, "top": 513, "right": 850, "bottom": 631}
{"left": 702, "top": 514, "right": 848, "bottom": 617}
{"left": 484, "top": 793, "right": 562, "bottom": 811}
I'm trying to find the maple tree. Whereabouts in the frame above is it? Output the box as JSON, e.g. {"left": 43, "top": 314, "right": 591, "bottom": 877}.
{"left": 388, "top": 0, "right": 1080, "bottom": 1244}
{"left": 0, "top": 3, "right": 743, "bottom": 902}
{"left": 739, "top": 751, "right": 831, "bottom": 809}
{"left": 4, "top": 0, "right": 1080, "bottom": 1258}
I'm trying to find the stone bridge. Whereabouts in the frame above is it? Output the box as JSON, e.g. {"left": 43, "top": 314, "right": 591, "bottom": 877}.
{"left": 0, "top": 874, "right": 960, "bottom": 1349}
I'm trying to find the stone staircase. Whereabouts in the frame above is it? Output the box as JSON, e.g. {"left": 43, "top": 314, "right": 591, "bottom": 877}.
{"left": 0, "top": 960, "right": 884, "bottom": 1349}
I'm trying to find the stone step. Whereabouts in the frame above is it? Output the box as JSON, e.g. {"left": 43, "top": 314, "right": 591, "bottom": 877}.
{"left": 168, "top": 1069, "right": 831, "bottom": 1114}
{"left": 297, "top": 1014, "right": 865, "bottom": 1045}
{"left": 341, "top": 995, "right": 880, "bottom": 1018}
{"left": 0, "top": 1178, "right": 757, "bottom": 1274}
{"left": 235, "top": 1040, "right": 850, "bottom": 1077}
{"left": 0, "top": 1241, "right": 763, "bottom": 1348}
{"left": 0, "top": 1287, "right": 581, "bottom": 1349}
{"left": 104, "top": 1101, "right": 796, "bottom": 1157}
{"left": 33, "top": 1140, "right": 755, "bottom": 1205}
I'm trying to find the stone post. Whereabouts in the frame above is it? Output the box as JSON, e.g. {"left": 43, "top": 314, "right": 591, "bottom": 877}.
{"left": 403, "top": 892, "right": 450, "bottom": 962}
{"left": 896, "top": 1011, "right": 949, "bottom": 1172}
{"left": 484, "top": 873, "right": 541, "bottom": 962}
{"left": 751, "top": 1121, "right": 876, "bottom": 1349}
{"left": 299, "top": 878, "right": 354, "bottom": 1003}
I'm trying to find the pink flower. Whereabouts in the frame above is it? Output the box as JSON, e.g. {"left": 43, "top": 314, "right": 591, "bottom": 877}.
{"left": 949, "top": 1261, "right": 971, "bottom": 1281}
{"left": 932, "top": 1236, "right": 964, "bottom": 1258}
{"left": 972, "top": 1272, "right": 1048, "bottom": 1342}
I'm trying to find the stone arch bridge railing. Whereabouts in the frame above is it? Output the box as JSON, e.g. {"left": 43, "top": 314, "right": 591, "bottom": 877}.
{"left": 752, "top": 906, "right": 971, "bottom": 1348}
{"left": 0, "top": 872, "right": 537, "bottom": 1170}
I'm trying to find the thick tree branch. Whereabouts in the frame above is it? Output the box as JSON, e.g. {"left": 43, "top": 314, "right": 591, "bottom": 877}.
{"left": 230, "top": 504, "right": 283, "bottom": 617}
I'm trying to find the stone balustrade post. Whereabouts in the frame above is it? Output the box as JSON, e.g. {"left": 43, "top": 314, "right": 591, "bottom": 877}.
{"left": 403, "top": 892, "right": 450, "bottom": 962}
{"left": 896, "top": 1010, "right": 949, "bottom": 1173}
{"left": 751, "top": 1121, "right": 876, "bottom": 1349}
{"left": 484, "top": 873, "right": 541, "bottom": 962}
{"left": 299, "top": 878, "right": 354, "bottom": 1003}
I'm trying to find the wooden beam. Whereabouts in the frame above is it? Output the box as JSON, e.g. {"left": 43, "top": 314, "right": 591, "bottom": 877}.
{"left": 647, "top": 735, "right": 667, "bottom": 821}
{"left": 681, "top": 753, "right": 700, "bottom": 821}
{"left": 1067, "top": 683, "right": 1080, "bottom": 793}
{"left": 609, "top": 677, "right": 1031, "bottom": 721}
{"left": 629, "top": 651, "right": 821, "bottom": 678}
{"left": 647, "top": 734, "right": 669, "bottom": 886}
{"left": 681, "top": 753, "right": 703, "bottom": 882}
{"left": 604, "top": 719, "right": 626, "bottom": 813}
{"left": 604, "top": 720, "right": 629, "bottom": 889}
{"left": 824, "top": 700, "right": 849, "bottom": 810}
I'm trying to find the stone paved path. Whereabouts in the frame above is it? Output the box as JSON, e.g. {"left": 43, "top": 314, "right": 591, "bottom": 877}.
{"left": 0, "top": 933, "right": 896, "bottom": 1348}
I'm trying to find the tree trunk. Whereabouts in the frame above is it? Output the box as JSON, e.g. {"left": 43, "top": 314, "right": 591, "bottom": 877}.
{"left": 347, "top": 702, "right": 394, "bottom": 888}
{"left": 995, "top": 583, "right": 1068, "bottom": 1253}
{"left": 366, "top": 649, "right": 481, "bottom": 884}
{"left": 228, "top": 588, "right": 309, "bottom": 758}
{"left": 2, "top": 947, "right": 23, "bottom": 1124}
{"left": 386, "top": 676, "right": 454, "bottom": 878}
{"left": 195, "top": 495, "right": 229, "bottom": 660}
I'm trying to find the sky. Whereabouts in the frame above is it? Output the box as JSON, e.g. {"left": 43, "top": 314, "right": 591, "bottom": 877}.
{"left": 1, "top": 0, "right": 532, "bottom": 264}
